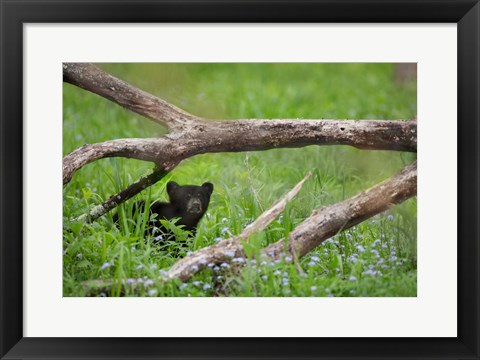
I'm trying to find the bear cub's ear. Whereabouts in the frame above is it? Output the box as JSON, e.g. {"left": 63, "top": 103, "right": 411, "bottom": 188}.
{"left": 166, "top": 181, "right": 179, "bottom": 196}
{"left": 202, "top": 182, "right": 214, "bottom": 195}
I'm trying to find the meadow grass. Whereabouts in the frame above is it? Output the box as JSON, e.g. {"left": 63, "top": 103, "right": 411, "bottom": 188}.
{"left": 63, "top": 63, "right": 417, "bottom": 297}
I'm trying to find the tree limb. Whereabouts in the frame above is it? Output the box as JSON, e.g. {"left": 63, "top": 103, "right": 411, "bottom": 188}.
{"left": 75, "top": 168, "right": 167, "bottom": 223}
{"left": 63, "top": 63, "right": 198, "bottom": 131}
{"left": 63, "top": 119, "right": 416, "bottom": 185}
{"left": 82, "top": 171, "right": 312, "bottom": 293}
{"left": 264, "top": 160, "right": 417, "bottom": 259}
{"left": 63, "top": 63, "right": 416, "bottom": 186}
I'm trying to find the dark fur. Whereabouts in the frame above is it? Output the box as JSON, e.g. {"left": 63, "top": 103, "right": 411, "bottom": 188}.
{"left": 114, "top": 181, "right": 213, "bottom": 241}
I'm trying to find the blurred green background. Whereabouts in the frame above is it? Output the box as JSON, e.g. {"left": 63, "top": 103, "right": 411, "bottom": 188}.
{"left": 63, "top": 63, "right": 417, "bottom": 297}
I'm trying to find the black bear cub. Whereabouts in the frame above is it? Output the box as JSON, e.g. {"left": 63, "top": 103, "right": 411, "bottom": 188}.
{"left": 115, "top": 181, "right": 213, "bottom": 241}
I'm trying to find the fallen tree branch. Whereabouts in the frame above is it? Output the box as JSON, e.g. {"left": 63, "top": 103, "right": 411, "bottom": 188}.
{"left": 63, "top": 63, "right": 417, "bottom": 186}
{"left": 63, "top": 63, "right": 197, "bottom": 131}
{"left": 264, "top": 160, "right": 417, "bottom": 259}
{"left": 167, "top": 161, "right": 416, "bottom": 282}
{"left": 63, "top": 63, "right": 417, "bottom": 222}
{"left": 82, "top": 171, "right": 312, "bottom": 293}
{"left": 63, "top": 120, "right": 416, "bottom": 186}
{"left": 75, "top": 168, "right": 167, "bottom": 223}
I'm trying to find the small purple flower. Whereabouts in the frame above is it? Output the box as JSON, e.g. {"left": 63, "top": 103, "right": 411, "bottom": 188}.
{"left": 76, "top": 253, "right": 83, "bottom": 259}
{"left": 307, "top": 261, "right": 316, "bottom": 267}
{"left": 232, "top": 257, "right": 245, "bottom": 263}
{"left": 135, "top": 264, "right": 143, "bottom": 270}
{"left": 387, "top": 214, "right": 395, "bottom": 221}
{"left": 363, "top": 269, "right": 377, "bottom": 276}
{"left": 213, "top": 237, "right": 222, "bottom": 243}
{"left": 179, "top": 283, "right": 188, "bottom": 290}
{"left": 191, "top": 265, "right": 199, "bottom": 272}
{"left": 100, "top": 262, "right": 111, "bottom": 270}
{"left": 220, "top": 263, "right": 230, "bottom": 268}
{"left": 284, "top": 256, "right": 292, "bottom": 263}
{"left": 203, "top": 284, "right": 211, "bottom": 291}
{"left": 356, "top": 245, "right": 365, "bottom": 253}
{"left": 199, "top": 258, "right": 207, "bottom": 265}
{"left": 349, "top": 275, "right": 357, "bottom": 281}
{"left": 144, "top": 279, "right": 154, "bottom": 288}
{"left": 159, "top": 269, "right": 168, "bottom": 276}
{"left": 261, "top": 275, "right": 268, "bottom": 281}
{"left": 310, "top": 286, "right": 317, "bottom": 291}
{"left": 274, "top": 270, "right": 281, "bottom": 276}
{"left": 221, "top": 227, "right": 230, "bottom": 235}
{"left": 193, "top": 281, "right": 201, "bottom": 286}
{"left": 207, "top": 263, "right": 215, "bottom": 268}
{"left": 311, "top": 256, "right": 319, "bottom": 262}
{"left": 125, "top": 278, "right": 135, "bottom": 285}
{"left": 148, "top": 289, "right": 157, "bottom": 296}
{"left": 225, "top": 250, "right": 235, "bottom": 258}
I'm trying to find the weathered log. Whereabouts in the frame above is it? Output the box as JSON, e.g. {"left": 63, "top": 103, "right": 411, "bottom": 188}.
{"left": 82, "top": 171, "right": 312, "bottom": 294}
{"left": 63, "top": 63, "right": 417, "bottom": 186}
{"left": 264, "top": 160, "right": 417, "bottom": 259}
{"left": 166, "top": 161, "right": 416, "bottom": 282}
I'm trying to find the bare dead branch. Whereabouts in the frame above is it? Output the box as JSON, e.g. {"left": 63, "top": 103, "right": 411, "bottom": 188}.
{"left": 63, "top": 63, "right": 416, "bottom": 224}
{"left": 63, "top": 63, "right": 416, "bottom": 185}
{"left": 63, "top": 63, "right": 198, "bottom": 130}
{"left": 75, "top": 168, "right": 167, "bottom": 223}
{"left": 81, "top": 172, "right": 312, "bottom": 293}
{"left": 63, "top": 119, "right": 416, "bottom": 185}
{"left": 166, "top": 171, "right": 313, "bottom": 281}
{"left": 264, "top": 161, "right": 417, "bottom": 259}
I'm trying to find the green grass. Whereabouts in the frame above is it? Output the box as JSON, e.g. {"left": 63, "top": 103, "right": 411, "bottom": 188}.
{"left": 63, "top": 63, "right": 417, "bottom": 297}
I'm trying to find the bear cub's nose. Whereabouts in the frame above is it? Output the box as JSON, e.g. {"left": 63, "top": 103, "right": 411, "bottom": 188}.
{"left": 188, "top": 199, "right": 203, "bottom": 214}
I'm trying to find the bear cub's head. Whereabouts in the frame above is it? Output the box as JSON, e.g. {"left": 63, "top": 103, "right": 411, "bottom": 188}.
{"left": 167, "top": 181, "right": 214, "bottom": 216}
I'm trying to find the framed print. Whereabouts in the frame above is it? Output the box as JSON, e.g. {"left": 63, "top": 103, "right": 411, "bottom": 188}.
{"left": 1, "top": 1, "right": 479, "bottom": 359}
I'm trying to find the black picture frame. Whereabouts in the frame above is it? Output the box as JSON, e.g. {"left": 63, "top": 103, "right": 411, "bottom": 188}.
{"left": 1, "top": 1, "right": 479, "bottom": 359}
